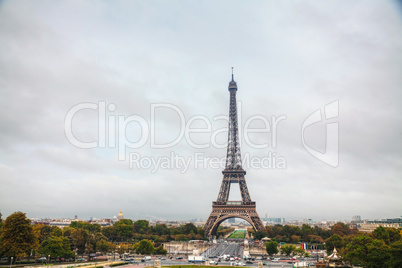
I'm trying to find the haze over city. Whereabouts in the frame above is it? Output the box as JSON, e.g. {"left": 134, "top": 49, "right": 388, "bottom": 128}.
{"left": 0, "top": 0, "right": 401, "bottom": 221}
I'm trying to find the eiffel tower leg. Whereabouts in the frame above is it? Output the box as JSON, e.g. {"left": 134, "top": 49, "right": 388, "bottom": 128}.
{"left": 217, "top": 180, "right": 230, "bottom": 203}
{"left": 249, "top": 211, "right": 265, "bottom": 231}
{"left": 204, "top": 213, "right": 218, "bottom": 237}
{"left": 239, "top": 178, "right": 251, "bottom": 203}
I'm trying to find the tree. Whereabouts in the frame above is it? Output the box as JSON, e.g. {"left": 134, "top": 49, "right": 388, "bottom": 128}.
{"left": 134, "top": 239, "right": 155, "bottom": 255}
{"left": 38, "top": 236, "right": 74, "bottom": 259}
{"left": 182, "top": 223, "right": 197, "bottom": 235}
{"left": 1, "top": 212, "right": 35, "bottom": 262}
{"left": 373, "top": 226, "right": 390, "bottom": 244}
{"left": 265, "top": 241, "right": 278, "bottom": 257}
{"left": 390, "top": 240, "right": 402, "bottom": 267}
{"left": 325, "top": 235, "right": 343, "bottom": 255}
{"left": 153, "top": 224, "right": 168, "bottom": 236}
{"left": 85, "top": 244, "right": 94, "bottom": 255}
{"left": 280, "top": 244, "right": 296, "bottom": 256}
{"left": 331, "top": 222, "right": 350, "bottom": 236}
{"left": 114, "top": 220, "right": 134, "bottom": 241}
{"left": 33, "top": 225, "right": 53, "bottom": 244}
{"left": 133, "top": 220, "right": 148, "bottom": 234}
{"left": 174, "top": 234, "right": 186, "bottom": 241}
{"left": 254, "top": 230, "right": 268, "bottom": 240}
{"left": 301, "top": 224, "right": 313, "bottom": 241}
{"left": 331, "top": 224, "right": 345, "bottom": 236}
{"left": 70, "top": 221, "right": 101, "bottom": 234}
{"left": 71, "top": 228, "right": 89, "bottom": 256}
{"left": 294, "top": 247, "right": 306, "bottom": 258}
{"left": 109, "top": 242, "right": 117, "bottom": 260}
{"left": 154, "top": 245, "right": 167, "bottom": 255}
{"left": 291, "top": 235, "right": 301, "bottom": 243}
{"left": 51, "top": 227, "right": 62, "bottom": 237}
{"left": 96, "top": 239, "right": 109, "bottom": 255}
{"left": 386, "top": 228, "right": 401, "bottom": 244}
{"left": 344, "top": 235, "right": 391, "bottom": 268}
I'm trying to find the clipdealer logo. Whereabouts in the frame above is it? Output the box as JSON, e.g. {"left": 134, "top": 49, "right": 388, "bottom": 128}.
{"left": 64, "top": 100, "right": 339, "bottom": 171}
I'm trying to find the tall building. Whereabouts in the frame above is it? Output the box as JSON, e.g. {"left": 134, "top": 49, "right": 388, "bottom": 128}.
{"left": 352, "top": 215, "right": 361, "bottom": 222}
{"left": 203, "top": 71, "right": 264, "bottom": 237}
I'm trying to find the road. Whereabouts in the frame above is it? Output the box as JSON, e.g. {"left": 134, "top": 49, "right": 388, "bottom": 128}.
{"left": 203, "top": 241, "right": 244, "bottom": 258}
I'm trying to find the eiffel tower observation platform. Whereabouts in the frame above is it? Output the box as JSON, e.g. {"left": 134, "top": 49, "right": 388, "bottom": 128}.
{"left": 213, "top": 201, "right": 255, "bottom": 206}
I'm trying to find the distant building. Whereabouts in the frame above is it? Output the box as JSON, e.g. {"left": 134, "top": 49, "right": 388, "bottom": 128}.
{"left": 117, "top": 210, "right": 124, "bottom": 220}
{"left": 352, "top": 215, "right": 361, "bottom": 222}
{"left": 263, "top": 218, "right": 285, "bottom": 224}
{"left": 303, "top": 219, "right": 313, "bottom": 223}
{"left": 367, "top": 217, "right": 402, "bottom": 225}
{"left": 359, "top": 223, "right": 399, "bottom": 233}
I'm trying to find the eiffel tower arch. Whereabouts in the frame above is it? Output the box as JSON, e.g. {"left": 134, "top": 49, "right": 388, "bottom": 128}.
{"left": 204, "top": 69, "right": 264, "bottom": 237}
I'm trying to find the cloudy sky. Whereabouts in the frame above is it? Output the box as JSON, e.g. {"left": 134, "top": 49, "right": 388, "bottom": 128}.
{"left": 1, "top": 0, "right": 401, "bottom": 222}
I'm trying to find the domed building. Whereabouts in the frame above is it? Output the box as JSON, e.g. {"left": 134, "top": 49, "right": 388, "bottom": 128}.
{"left": 117, "top": 210, "right": 124, "bottom": 220}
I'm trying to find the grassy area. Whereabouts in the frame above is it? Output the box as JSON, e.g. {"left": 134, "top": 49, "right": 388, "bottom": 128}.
{"left": 228, "top": 230, "right": 246, "bottom": 239}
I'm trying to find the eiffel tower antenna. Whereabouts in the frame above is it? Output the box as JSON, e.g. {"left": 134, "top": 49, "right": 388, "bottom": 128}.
{"left": 204, "top": 71, "right": 264, "bottom": 237}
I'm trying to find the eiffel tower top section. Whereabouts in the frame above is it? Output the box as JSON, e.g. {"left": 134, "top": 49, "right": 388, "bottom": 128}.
{"left": 224, "top": 68, "right": 244, "bottom": 173}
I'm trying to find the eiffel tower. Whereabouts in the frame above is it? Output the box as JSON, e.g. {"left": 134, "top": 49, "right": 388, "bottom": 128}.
{"left": 204, "top": 69, "right": 264, "bottom": 237}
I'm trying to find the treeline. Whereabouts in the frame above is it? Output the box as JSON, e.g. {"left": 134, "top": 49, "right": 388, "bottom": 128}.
{"left": 216, "top": 227, "right": 235, "bottom": 238}
{"left": 101, "top": 219, "right": 205, "bottom": 242}
{"left": 325, "top": 226, "right": 402, "bottom": 267}
{"left": 260, "top": 223, "right": 402, "bottom": 267}
{"left": 0, "top": 212, "right": 205, "bottom": 262}
{"left": 251, "top": 222, "right": 355, "bottom": 243}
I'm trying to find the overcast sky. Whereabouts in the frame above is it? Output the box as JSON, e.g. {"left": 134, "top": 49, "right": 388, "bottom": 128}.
{"left": 1, "top": 0, "right": 401, "bottom": 222}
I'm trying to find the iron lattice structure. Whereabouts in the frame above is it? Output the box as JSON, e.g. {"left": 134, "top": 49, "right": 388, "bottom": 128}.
{"left": 204, "top": 72, "right": 264, "bottom": 237}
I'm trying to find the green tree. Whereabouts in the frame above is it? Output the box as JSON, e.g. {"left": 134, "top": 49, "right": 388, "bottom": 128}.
{"left": 254, "top": 230, "right": 268, "bottom": 240}
{"left": 51, "top": 227, "right": 62, "bottom": 237}
{"left": 62, "top": 227, "right": 75, "bottom": 239}
{"left": 175, "top": 234, "right": 187, "bottom": 241}
{"left": 325, "top": 235, "right": 343, "bottom": 255}
{"left": 265, "top": 241, "right": 278, "bottom": 257}
{"left": 96, "top": 239, "right": 109, "bottom": 255}
{"left": 294, "top": 247, "right": 306, "bottom": 258}
{"left": 154, "top": 245, "right": 167, "bottom": 255}
{"left": 182, "top": 223, "right": 197, "bottom": 235}
{"left": 114, "top": 221, "right": 134, "bottom": 241}
{"left": 33, "top": 225, "right": 53, "bottom": 244}
{"left": 373, "top": 226, "right": 390, "bottom": 244}
{"left": 101, "top": 226, "right": 118, "bottom": 241}
{"left": 38, "top": 236, "right": 74, "bottom": 259}
{"left": 280, "top": 244, "right": 296, "bottom": 256}
{"left": 386, "top": 228, "right": 401, "bottom": 244}
{"left": 70, "top": 221, "right": 101, "bottom": 234}
{"left": 344, "top": 235, "right": 391, "bottom": 268}
{"left": 85, "top": 243, "right": 94, "bottom": 255}
{"left": 390, "top": 240, "right": 402, "bottom": 267}
{"left": 109, "top": 242, "right": 117, "bottom": 260}
{"left": 301, "top": 224, "right": 313, "bottom": 241}
{"left": 153, "top": 224, "right": 168, "bottom": 236}
{"left": 133, "top": 220, "right": 148, "bottom": 234}
{"left": 71, "top": 228, "right": 89, "bottom": 256}
{"left": 1, "top": 212, "right": 35, "bottom": 262}
{"left": 134, "top": 239, "right": 155, "bottom": 255}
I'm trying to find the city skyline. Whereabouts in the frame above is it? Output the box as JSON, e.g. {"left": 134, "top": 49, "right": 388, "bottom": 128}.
{"left": 0, "top": 1, "right": 401, "bottom": 221}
